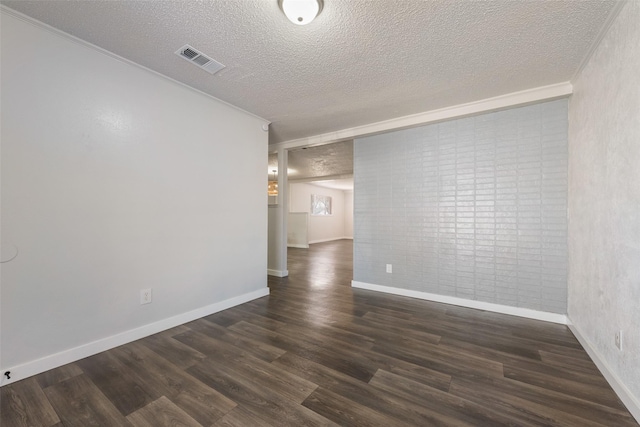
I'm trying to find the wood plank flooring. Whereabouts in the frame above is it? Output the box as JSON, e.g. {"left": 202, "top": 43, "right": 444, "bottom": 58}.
{"left": 2, "top": 239, "right": 638, "bottom": 426}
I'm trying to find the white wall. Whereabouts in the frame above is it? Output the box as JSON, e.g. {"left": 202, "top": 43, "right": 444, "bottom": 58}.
{"left": 0, "top": 10, "right": 268, "bottom": 383}
{"left": 568, "top": 1, "right": 640, "bottom": 418}
{"left": 344, "top": 190, "right": 354, "bottom": 239}
{"left": 268, "top": 205, "right": 288, "bottom": 276}
{"left": 288, "top": 212, "right": 309, "bottom": 248}
{"left": 289, "top": 183, "right": 349, "bottom": 243}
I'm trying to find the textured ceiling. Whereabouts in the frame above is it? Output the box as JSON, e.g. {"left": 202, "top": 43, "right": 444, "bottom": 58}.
{"left": 269, "top": 139, "right": 353, "bottom": 182}
{"left": 2, "top": 1, "right": 616, "bottom": 144}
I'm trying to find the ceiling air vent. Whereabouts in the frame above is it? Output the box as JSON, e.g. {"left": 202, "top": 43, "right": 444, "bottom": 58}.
{"left": 175, "top": 44, "right": 225, "bottom": 75}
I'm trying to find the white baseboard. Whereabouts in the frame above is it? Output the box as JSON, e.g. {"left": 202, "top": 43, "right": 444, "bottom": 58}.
{"left": 567, "top": 321, "right": 640, "bottom": 423}
{"left": 309, "top": 237, "right": 353, "bottom": 244}
{"left": 267, "top": 269, "right": 289, "bottom": 277}
{"left": 0, "top": 287, "right": 269, "bottom": 387}
{"left": 288, "top": 238, "right": 351, "bottom": 247}
{"left": 351, "top": 281, "right": 567, "bottom": 324}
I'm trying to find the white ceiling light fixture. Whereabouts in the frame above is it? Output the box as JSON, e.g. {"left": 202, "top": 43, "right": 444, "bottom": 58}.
{"left": 278, "top": 0, "right": 323, "bottom": 26}
{"left": 268, "top": 170, "right": 278, "bottom": 196}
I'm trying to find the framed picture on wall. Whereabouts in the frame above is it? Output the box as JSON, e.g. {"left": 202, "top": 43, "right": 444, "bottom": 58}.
{"left": 311, "top": 194, "right": 332, "bottom": 215}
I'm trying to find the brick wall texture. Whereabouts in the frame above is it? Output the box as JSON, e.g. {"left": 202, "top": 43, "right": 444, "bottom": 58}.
{"left": 354, "top": 99, "right": 568, "bottom": 314}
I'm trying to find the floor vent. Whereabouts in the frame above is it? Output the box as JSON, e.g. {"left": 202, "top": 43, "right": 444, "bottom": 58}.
{"left": 175, "top": 44, "right": 225, "bottom": 75}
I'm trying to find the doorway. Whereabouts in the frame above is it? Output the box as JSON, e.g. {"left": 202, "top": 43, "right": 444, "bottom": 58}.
{"left": 267, "top": 140, "right": 354, "bottom": 282}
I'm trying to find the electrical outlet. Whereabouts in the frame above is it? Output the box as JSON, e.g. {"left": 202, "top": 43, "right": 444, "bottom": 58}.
{"left": 386, "top": 264, "right": 392, "bottom": 273}
{"left": 615, "top": 330, "right": 622, "bottom": 350}
{"left": 140, "top": 288, "right": 152, "bottom": 305}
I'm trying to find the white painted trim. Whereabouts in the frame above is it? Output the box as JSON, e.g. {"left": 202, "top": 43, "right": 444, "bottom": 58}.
{"left": 0, "top": 6, "right": 269, "bottom": 126}
{"left": 309, "top": 237, "right": 353, "bottom": 244}
{"left": 351, "top": 281, "right": 567, "bottom": 324}
{"left": 567, "top": 320, "right": 640, "bottom": 423}
{"left": 287, "top": 244, "right": 309, "bottom": 249}
{"left": 288, "top": 174, "right": 354, "bottom": 184}
{"left": 272, "top": 82, "right": 573, "bottom": 151}
{"left": 0, "top": 288, "right": 269, "bottom": 387}
{"left": 267, "top": 269, "right": 289, "bottom": 277}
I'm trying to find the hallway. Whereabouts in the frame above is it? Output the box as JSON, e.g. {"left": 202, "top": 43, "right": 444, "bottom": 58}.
{"left": 271, "top": 239, "right": 353, "bottom": 289}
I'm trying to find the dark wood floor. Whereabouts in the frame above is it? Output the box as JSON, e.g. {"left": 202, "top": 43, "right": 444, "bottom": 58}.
{"left": 2, "top": 239, "right": 637, "bottom": 426}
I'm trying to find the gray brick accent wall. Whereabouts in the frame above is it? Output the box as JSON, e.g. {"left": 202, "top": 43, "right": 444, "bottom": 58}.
{"left": 354, "top": 99, "right": 568, "bottom": 314}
